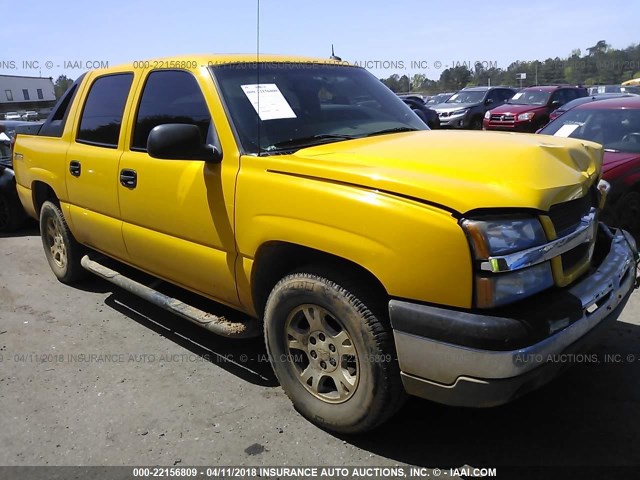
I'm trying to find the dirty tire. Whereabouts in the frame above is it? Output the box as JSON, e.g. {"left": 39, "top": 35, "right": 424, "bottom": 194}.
{"left": 617, "top": 191, "right": 640, "bottom": 242}
{"left": 40, "top": 201, "right": 86, "bottom": 283}
{"left": 264, "top": 270, "right": 405, "bottom": 434}
{"left": 0, "top": 189, "right": 26, "bottom": 233}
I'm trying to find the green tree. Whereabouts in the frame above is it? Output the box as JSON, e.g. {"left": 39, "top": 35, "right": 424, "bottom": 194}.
{"left": 587, "top": 40, "right": 609, "bottom": 56}
{"left": 411, "top": 74, "right": 427, "bottom": 91}
{"left": 398, "top": 75, "right": 410, "bottom": 92}
{"left": 439, "top": 66, "right": 471, "bottom": 91}
{"left": 381, "top": 74, "right": 401, "bottom": 92}
{"left": 54, "top": 75, "right": 74, "bottom": 99}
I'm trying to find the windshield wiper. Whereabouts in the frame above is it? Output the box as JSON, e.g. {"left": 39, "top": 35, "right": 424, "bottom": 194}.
{"left": 265, "top": 134, "right": 358, "bottom": 151}
{"left": 364, "top": 127, "right": 420, "bottom": 137}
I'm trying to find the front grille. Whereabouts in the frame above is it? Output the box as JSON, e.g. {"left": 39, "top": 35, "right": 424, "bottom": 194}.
{"left": 548, "top": 188, "right": 597, "bottom": 237}
{"left": 490, "top": 114, "right": 515, "bottom": 122}
{"left": 561, "top": 243, "right": 591, "bottom": 271}
{"left": 546, "top": 187, "right": 599, "bottom": 283}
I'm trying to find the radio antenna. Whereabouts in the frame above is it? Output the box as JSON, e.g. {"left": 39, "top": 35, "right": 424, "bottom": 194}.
{"left": 330, "top": 44, "right": 342, "bottom": 61}
{"left": 256, "top": 0, "right": 261, "bottom": 155}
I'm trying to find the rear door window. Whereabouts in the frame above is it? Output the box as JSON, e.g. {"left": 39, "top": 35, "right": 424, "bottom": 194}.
{"left": 76, "top": 73, "right": 134, "bottom": 148}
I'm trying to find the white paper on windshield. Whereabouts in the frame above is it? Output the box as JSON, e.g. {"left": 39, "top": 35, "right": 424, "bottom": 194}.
{"left": 554, "top": 124, "right": 580, "bottom": 137}
{"left": 512, "top": 92, "right": 523, "bottom": 99}
{"left": 241, "top": 84, "right": 297, "bottom": 121}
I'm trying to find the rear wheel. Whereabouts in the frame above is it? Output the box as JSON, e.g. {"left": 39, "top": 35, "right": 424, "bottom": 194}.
{"left": 264, "top": 270, "right": 405, "bottom": 433}
{"left": 40, "top": 201, "right": 86, "bottom": 283}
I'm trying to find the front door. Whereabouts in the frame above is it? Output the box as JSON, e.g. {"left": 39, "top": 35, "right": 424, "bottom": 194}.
{"left": 117, "top": 69, "right": 239, "bottom": 307}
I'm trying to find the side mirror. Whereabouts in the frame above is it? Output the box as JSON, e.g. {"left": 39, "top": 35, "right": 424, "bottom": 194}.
{"left": 550, "top": 100, "right": 561, "bottom": 109}
{"left": 485, "top": 98, "right": 494, "bottom": 105}
{"left": 147, "top": 124, "right": 222, "bottom": 163}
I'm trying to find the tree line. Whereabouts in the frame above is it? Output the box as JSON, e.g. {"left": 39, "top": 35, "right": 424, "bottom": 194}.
{"left": 51, "top": 41, "right": 640, "bottom": 99}
{"left": 381, "top": 40, "right": 640, "bottom": 94}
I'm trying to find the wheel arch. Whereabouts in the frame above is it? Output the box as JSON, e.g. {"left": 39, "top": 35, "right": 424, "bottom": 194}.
{"left": 251, "top": 241, "right": 389, "bottom": 320}
{"left": 32, "top": 181, "right": 60, "bottom": 216}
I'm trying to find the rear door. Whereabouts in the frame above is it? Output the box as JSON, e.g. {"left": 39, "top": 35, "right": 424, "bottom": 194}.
{"left": 65, "top": 72, "right": 137, "bottom": 260}
{"left": 117, "top": 69, "right": 239, "bottom": 307}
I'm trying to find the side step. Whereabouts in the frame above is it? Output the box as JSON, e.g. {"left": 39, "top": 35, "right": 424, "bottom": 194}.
{"left": 80, "top": 255, "right": 261, "bottom": 339}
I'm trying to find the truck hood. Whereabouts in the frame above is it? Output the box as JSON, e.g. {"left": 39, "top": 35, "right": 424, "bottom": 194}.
{"left": 491, "top": 104, "right": 548, "bottom": 115}
{"left": 273, "top": 131, "right": 602, "bottom": 214}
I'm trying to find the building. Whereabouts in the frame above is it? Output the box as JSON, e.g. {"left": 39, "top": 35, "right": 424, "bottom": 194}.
{"left": 0, "top": 74, "right": 57, "bottom": 118}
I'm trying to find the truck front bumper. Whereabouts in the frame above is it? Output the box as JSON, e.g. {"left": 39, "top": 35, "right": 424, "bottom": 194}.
{"left": 389, "top": 225, "right": 638, "bottom": 407}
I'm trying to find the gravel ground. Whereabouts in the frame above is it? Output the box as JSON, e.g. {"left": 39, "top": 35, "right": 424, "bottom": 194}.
{"left": 1, "top": 226, "right": 639, "bottom": 473}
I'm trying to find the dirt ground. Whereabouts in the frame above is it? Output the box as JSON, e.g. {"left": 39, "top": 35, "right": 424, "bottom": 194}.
{"left": 1, "top": 225, "right": 640, "bottom": 473}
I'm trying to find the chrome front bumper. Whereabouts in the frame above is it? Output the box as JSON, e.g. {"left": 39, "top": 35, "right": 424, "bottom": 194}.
{"left": 389, "top": 225, "right": 638, "bottom": 406}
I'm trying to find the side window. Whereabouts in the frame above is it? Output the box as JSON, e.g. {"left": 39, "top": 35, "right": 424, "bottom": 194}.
{"left": 551, "top": 90, "right": 567, "bottom": 106}
{"left": 131, "top": 70, "right": 211, "bottom": 151}
{"left": 486, "top": 90, "right": 499, "bottom": 103}
{"left": 500, "top": 89, "right": 515, "bottom": 102}
{"left": 39, "top": 73, "right": 86, "bottom": 138}
{"left": 76, "top": 73, "right": 133, "bottom": 148}
{"left": 564, "top": 89, "right": 578, "bottom": 102}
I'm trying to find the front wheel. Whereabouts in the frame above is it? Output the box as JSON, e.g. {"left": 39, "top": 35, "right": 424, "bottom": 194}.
{"left": 264, "top": 271, "right": 405, "bottom": 433}
{"left": 40, "top": 201, "right": 86, "bottom": 283}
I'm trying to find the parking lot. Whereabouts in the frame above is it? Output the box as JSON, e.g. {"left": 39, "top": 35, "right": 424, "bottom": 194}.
{"left": 1, "top": 225, "right": 639, "bottom": 471}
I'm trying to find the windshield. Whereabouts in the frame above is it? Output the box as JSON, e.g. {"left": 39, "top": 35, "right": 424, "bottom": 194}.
{"left": 211, "top": 63, "right": 426, "bottom": 154}
{"left": 508, "top": 90, "right": 550, "bottom": 106}
{"left": 445, "top": 91, "right": 485, "bottom": 104}
{"left": 539, "top": 107, "right": 640, "bottom": 153}
{"left": 426, "top": 93, "right": 452, "bottom": 105}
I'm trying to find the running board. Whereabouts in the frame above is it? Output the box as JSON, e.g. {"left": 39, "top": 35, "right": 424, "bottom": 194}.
{"left": 80, "top": 255, "right": 261, "bottom": 339}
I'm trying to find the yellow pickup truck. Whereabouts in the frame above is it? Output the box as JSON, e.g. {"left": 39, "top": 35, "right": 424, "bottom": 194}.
{"left": 13, "top": 55, "right": 639, "bottom": 433}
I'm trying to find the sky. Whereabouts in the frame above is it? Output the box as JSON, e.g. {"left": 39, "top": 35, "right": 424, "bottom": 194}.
{"left": 1, "top": 0, "right": 638, "bottom": 82}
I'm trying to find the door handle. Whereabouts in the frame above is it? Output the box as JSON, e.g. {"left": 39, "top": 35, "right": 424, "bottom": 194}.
{"left": 120, "top": 169, "right": 137, "bottom": 188}
{"left": 69, "top": 160, "right": 81, "bottom": 177}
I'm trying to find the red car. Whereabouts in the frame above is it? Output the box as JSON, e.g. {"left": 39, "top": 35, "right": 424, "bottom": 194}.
{"left": 538, "top": 96, "right": 640, "bottom": 240}
{"left": 484, "top": 85, "right": 588, "bottom": 133}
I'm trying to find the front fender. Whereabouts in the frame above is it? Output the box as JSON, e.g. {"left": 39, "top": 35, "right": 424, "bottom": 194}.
{"left": 235, "top": 159, "right": 473, "bottom": 310}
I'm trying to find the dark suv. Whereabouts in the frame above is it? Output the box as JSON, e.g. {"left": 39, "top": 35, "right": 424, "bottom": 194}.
{"left": 484, "top": 85, "right": 588, "bottom": 132}
{"left": 0, "top": 121, "right": 43, "bottom": 232}
{"left": 431, "top": 86, "right": 516, "bottom": 129}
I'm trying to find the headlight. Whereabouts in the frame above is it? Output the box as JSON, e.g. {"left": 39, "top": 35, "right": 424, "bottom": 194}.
{"left": 461, "top": 216, "right": 547, "bottom": 259}
{"left": 484, "top": 111, "right": 491, "bottom": 119}
{"left": 451, "top": 108, "right": 468, "bottom": 116}
{"left": 461, "top": 216, "right": 552, "bottom": 308}
{"left": 517, "top": 112, "right": 535, "bottom": 121}
{"left": 476, "top": 262, "right": 554, "bottom": 308}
